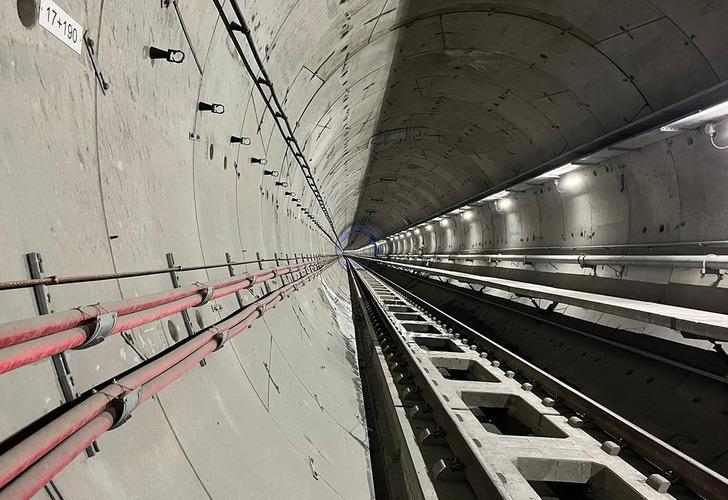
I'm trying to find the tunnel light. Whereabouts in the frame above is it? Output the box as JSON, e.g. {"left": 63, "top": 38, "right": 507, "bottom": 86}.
{"left": 462, "top": 210, "right": 474, "bottom": 221}
{"left": 414, "top": 228, "right": 421, "bottom": 235}
{"left": 660, "top": 100, "right": 728, "bottom": 132}
{"left": 532, "top": 163, "right": 581, "bottom": 181}
{"left": 440, "top": 218, "right": 450, "bottom": 228}
{"left": 481, "top": 190, "right": 510, "bottom": 202}
{"left": 555, "top": 172, "right": 582, "bottom": 192}
{"left": 426, "top": 224, "right": 433, "bottom": 231}
{"left": 495, "top": 197, "right": 512, "bottom": 212}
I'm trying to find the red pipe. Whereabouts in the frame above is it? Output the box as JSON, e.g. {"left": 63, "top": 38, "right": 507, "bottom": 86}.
{"left": 0, "top": 260, "right": 320, "bottom": 348}
{"left": 0, "top": 264, "right": 328, "bottom": 495}
{"left": 0, "top": 412, "right": 116, "bottom": 500}
{"left": 0, "top": 262, "right": 325, "bottom": 374}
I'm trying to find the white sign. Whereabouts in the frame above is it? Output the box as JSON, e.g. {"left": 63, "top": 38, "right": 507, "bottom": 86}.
{"left": 38, "top": 0, "right": 83, "bottom": 54}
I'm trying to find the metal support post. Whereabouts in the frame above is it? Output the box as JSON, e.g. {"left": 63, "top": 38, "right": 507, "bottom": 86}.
{"left": 273, "top": 252, "right": 281, "bottom": 286}
{"left": 284, "top": 254, "right": 291, "bottom": 284}
{"left": 166, "top": 253, "right": 205, "bottom": 367}
{"left": 26, "top": 252, "right": 98, "bottom": 458}
{"left": 256, "top": 251, "right": 271, "bottom": 294}
{"left": 225, "top": 252, "right": 245, "bottom": 309}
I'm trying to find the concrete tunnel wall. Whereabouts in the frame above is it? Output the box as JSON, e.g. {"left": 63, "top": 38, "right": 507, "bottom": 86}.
{"left": 375, "top": 126, "right": 728, "bottom": 258}
{"left": 346, "top": 0, "right": 728, "bottom": 249}
{"left": 0, "top": 1, "right": 385, "bottom": 498}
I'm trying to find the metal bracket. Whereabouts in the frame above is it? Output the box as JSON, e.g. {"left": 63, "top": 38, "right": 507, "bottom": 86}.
{"left": 75, "top": 312, "right": 118, "bottom": 350}
{"left": 700, "top": 255, "right": 724, "bottom": 280}
{"left": 432, "top": 457, "right": 466, "bottom": 482}
{"left": 530, "top": 299, "right": 559, "bottom": 314}
{"left": 83, "top": 32, "right": 109, "bottom": 95}
{"left": 210, "top": 327, "right": 229, "bottom": 351}
{"left": 110, "top": 387, "right": 142, "bottom": 429}
{"left": 194, "top": 282, "right": 214, "bottom": 306}
{"left": 577, "top": 255, "right": 598, "bottom": 276}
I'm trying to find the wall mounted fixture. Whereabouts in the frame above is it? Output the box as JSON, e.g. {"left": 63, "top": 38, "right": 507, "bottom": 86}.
{"left": 198, "top": 101, "right": 225, "bottom": 114}
{"left": 230, "top": 136, "right": 252, "bottom": 145}
{"left": 705, "top": 122, "right": 728, "bottom": 150}
{"left": 149, "top": 46, "right": 185, "bottom": 63}
{"left": 495, "top": 197, "right": 512, "bottom": 213}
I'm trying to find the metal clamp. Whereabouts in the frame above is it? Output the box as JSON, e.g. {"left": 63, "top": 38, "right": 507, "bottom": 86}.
{"left": 210, "top": 327, "right": 229, "bottom": 351}
{"left": 577, "top": 254, "right": 597, "bottom": 275}
{"left": 700, "top": 254, "right": 723, "bottom": 280}
{"left": 110, "top": 387, "right": 142, "bottom": 429}
{"left": 75, "top": 312, "right": 118, "bottom": 350}
{"left": 83, "top": 33, "right": 109, "bottom": 94}
{"left": 194, "top": 282, "right": 214, "bottom": 306}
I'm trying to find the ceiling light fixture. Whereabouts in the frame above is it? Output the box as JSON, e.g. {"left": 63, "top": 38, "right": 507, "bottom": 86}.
{"left": 532, "top": 163, "right": 581, "bottom": 182}
{"left": 660, "top": 100, "right": 728, "bottom": 132}
{"left": 481, "top": 190, "right": 510, "bottom": 202}
{"left": 495, "top": 197, "right": 512, "bottom": 212}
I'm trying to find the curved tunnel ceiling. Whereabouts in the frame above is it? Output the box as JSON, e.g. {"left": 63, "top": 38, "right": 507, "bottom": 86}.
{"left": 285, "top": 0, "right": 728, "bottom": 249}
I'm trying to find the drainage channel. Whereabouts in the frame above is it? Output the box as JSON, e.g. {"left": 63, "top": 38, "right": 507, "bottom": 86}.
{"left": 350, "top": 265, "right": 721, "bottom": 500}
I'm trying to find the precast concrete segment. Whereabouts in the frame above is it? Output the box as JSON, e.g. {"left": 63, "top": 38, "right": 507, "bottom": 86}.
{"left": 210, "top": 0, "right": 339, "bottom": 244}
{"left": 0, "top": 263, "right": 330, "bottom": 497}
{"left": 353, "top": 267, "right": 680, "bottom": 500}
{"left": 0, "top": 260, "right": 329, "bottom": 374}
{"left": 360, "top": 258, "right": 728, "bottom": 342}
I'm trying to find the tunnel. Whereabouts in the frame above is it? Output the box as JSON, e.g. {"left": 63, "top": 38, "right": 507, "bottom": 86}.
{"left": 1, "top": 1, "right": 728, "bottom": 499}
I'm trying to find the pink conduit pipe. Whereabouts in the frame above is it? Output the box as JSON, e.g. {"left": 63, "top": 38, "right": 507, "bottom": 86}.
{"left": 0, "top": 260, "right": 326, "bottom": 375}
{"left": 0, "top": 262, "right": 330, "bottom": 498}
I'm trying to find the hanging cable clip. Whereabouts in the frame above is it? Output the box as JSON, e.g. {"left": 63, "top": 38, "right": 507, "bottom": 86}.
{"left": 75, "top": 312, "right": 118, "bottom": 349}
{"left": 700, "top": 254, "right": 723, "bottom": 280}
{"left": 194, "top": 282, "right": 215, "bottom": 306}
{"left": 110, "top": 387, "right": 142, "bottom": 429}
{"left": 210, "top": 326, "right": 230, "bottom": 351}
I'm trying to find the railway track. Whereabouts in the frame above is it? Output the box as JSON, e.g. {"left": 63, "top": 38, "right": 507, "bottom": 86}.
{"left": 349, "top": 262, "right": 728, "bottom": 499}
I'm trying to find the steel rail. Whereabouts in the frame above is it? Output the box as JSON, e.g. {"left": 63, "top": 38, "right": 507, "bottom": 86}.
{"left": 0, "top": 263, "right": 330, "bottom": 496}
{"left": 0, "top": 260, "right": 327, "bottom": 375}
{"left": 210, "top": 0, "right": 340, "bottom": 247}
{"left": 357, "top": 259, "right": 728, "bottom": 500}
{"left": 382, "top": 252, "right": 728, "bottom": 271}
{"left": 0, "top": 254, "right": 327, "bottom": 291}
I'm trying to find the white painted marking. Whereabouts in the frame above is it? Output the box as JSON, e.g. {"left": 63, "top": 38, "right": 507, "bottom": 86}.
{"left": 38, "top": 0, "right": 83, "bottom": 54}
